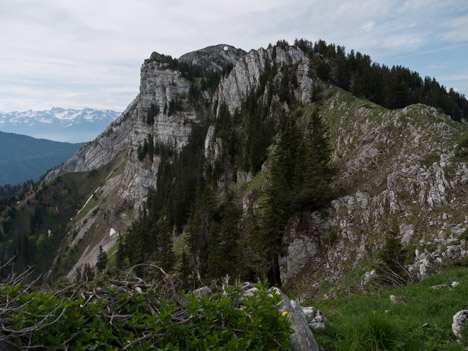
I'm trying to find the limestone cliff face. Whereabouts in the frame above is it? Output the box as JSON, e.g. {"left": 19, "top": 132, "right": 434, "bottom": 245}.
{"left": 44, "top": 45, "right": 246, "bottom": 278}
{"left": 214, "top": 45, "right": 310, "bottom": 115}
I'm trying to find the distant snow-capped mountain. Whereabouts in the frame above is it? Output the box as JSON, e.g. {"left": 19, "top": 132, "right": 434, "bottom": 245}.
{"left": 0, "top": 108, "right": 120, "bottom": 143}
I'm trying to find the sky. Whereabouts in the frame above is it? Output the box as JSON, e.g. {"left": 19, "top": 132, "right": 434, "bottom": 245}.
{"left": 1, "top": 0, "right": 467, "bottom": 113}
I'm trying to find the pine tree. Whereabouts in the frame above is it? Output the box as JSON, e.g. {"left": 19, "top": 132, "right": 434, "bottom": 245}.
{"left": 96, "top": 245, "right": 108, "bottom": 273}
{"left": 179, "top": 250, "right": 193, "bottom": 291}
{"left": 294, "top": 108, "right": 333, "bottom": 210}
{"left": 74, "top": 266, "right": 82, "bottom": 283}
{"left": 256, "top": 112, "right": 301, "bottom": 286}
{"left": 157, "top": 219, "right": 175, "bottom": 272}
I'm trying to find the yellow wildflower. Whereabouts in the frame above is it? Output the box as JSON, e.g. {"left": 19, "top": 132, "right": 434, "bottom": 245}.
{"left": 282, "top": 311, "right": 289, "bottom": 317}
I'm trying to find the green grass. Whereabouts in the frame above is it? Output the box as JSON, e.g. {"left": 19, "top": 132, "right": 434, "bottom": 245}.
{"left": 242, "top": 171, "right": 267, "bottom": 195}
{"left": 106, "top": 241, "right": 119, "bottom": 265}
{"left": 314, "top": 267, "right": 468, "bottom": 350}
{"left": 75, "top": 194, "right": 97, "bottom": 221}
{"left": 422, "top": 153, "right": 440, "bottom": 168}
{"left": 173, "top": 232, "right": 189, "bottom": 256}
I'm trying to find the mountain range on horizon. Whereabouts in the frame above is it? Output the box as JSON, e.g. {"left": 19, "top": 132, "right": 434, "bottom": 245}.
{"left": 0, "top": 107, "right": 120, "bottom": 143}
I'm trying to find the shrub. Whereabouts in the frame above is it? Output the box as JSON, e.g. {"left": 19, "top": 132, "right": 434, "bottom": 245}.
{"left": 375, "top": 229, "right": 408, "bottom": 287}
{"left": 2, "top": 281, "right": 292, "bottom": 350}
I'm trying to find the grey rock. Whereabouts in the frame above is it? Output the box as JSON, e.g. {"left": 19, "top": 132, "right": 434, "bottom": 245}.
{"left": 431, "top": 284, "right": 450, "bottom": 290}
{"left": 452, "top": 310, "right": 468, "bottom": 339}
{"left": 302, "top": 306, "right": 330, "bottom": 332}
{"left": 179, "top": 44, "right": 246, "bottom": 72}
{"left": 389, "top": 295, "right": 406, "bottom": 305}
{"left": 446, "top": 245, "right": 462, "bottom": 260}
{"left": 279, "top": 228, "right": 318, "bottom": 284}
{"left": 309, "top": 314, "right": 328, "bottom": 333}
{"left": 400, "top": 224, "right": 414, "bottom": 245}
{"left": 193, "top": 286, "right": 212, "bottom": 298}
{"left": 302, "top": 306, "right": 318, "bottom": 322}
{"left": 362, "top": 269, "right": 377, "bottom": 286}
{"left": 273, "top": 287, "right": 319, "bottom": 351}
{"left": 242, "top": 287, "right": 259, "bottom": 298}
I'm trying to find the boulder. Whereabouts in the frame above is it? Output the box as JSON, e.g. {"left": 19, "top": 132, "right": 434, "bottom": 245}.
{"left": 389, "top": 295, "right": 407, "bottom": 305}
{"left": 431, "top": 284, "right": 450, "bottom": 290}
{"left": 193, "top": 286, "right": 212, "bottom": 298}
{"left": 452, "top": 310, "right": 468, "bottom": 339}
{"left": 272, "top": 288, "right": 319, "bottom": 351}
{"left": 302, "top": 306, "right": 330, "bottom": 332}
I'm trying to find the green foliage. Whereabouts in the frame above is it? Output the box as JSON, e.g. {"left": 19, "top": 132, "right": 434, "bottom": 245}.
{"left": 453, "top": 135, "right": 468, "bottom": 161}
{"left": 146, "top": 103, "right": 159, "bottom": 124}
{"left": 188, "top": 188, "right": 244, "bottom": 280}
{"left": 168, "top": 98, "right": 183, "bottom": 116}
{"left": 3, "top": 281, "right": 292, "bottom": 350}
{"left": 0, "top": 179, "right": 36, "bottom": 213}
{"left": 254, "top": 106, "right": 334, "bottom": 285}
{"left": 243, "top": 91, "right": 276, "bottom": 173}
{"left": 96, "top": 246, "right": 108, "bottom": 273}
{"left": 82, "top": 263, "right": 95, "bottom": 282}
{"left": 422, "top": 153, "right": 440, "bottom": 168}
{"left": 375, "top": 228, "right": 408, "bottom": 287}
{"left": 0, "top": 161, "right": 117, "bottom": 280}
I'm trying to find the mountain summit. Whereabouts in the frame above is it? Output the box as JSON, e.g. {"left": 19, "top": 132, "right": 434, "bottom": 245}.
{"left": 2, "top": 41, "right": 468, "bottom": 305}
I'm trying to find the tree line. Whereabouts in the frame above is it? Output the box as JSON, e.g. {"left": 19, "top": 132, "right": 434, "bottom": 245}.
{"left": 295, "top": 39, "right": 468, "bottom": 121}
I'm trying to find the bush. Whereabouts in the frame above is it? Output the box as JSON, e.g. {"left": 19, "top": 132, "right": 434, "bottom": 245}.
{"left": 375, "top": 229, "right": 408, "bottom": 287}
{"left": 2, "top": 281, "right": 292, "bottom": 350}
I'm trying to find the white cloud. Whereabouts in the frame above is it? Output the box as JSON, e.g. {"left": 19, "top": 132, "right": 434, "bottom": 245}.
{"left": 442, "top": 15, "right": 468, "bottom": 42}
{"left": 382, "top": 34, "right": 426, "bottom": 50}
{"left": 0, "top": 0, "right": 467, "bottom": 111}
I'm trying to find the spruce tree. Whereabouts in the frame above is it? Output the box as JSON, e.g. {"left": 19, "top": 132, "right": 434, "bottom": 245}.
{"left": 96, "top": 246, "right": 108, "bottom": 273}
{"left": 376, "top": 227, "right": 407, "bottom": 287}
{"left": 74, "top": 266, "right": 82, "bottom": 283}
{"left": 294, "top": 108, "right": 333, "bottom": 210}
{"left": 257, "top": 112, "right": 301, "bottom": 286}
{"left": 179, "top": 250, "right": 193, "bottom": 291}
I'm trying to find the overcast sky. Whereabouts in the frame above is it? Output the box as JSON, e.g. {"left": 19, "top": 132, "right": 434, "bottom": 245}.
{"left": 1, "top": 0, "right": 467, "bottom": 113}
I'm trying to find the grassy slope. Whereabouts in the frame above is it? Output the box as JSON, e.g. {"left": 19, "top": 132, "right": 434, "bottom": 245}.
{"left": 0, "top": 159, "right": 117, "bottom": 279}
{"left": 313, "top": 266, "right": 468, "bottom": 350}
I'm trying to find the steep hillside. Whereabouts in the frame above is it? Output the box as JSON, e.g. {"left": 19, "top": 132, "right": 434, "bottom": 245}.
{"left": 1, "top": 40, "right": 468, "bottom": 298}
{"left": 278, "top": 88, "right": 468, "bottom": 300}
{"left": 0, "top": 131, "right": 83, "bottom": 185}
